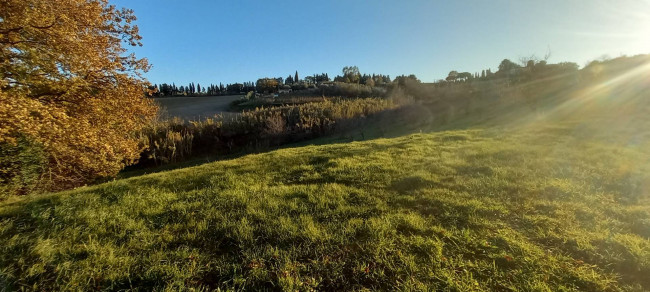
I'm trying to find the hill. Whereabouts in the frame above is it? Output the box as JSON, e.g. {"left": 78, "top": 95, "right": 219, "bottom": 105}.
{"left": 1, "top": 110, "right": 649, "bottom": 291}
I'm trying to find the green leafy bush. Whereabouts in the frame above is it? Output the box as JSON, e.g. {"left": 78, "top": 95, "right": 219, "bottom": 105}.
{"left": 0, "top": 137, "right": 48, "bottom": 197}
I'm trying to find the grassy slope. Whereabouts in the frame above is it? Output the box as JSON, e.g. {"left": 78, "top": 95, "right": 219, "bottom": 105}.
{"left": 1, "top": 113, "right": 650, "bottom": 291}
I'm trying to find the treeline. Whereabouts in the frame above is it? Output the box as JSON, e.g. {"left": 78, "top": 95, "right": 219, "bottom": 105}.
{"left": 331, "top": 66, "right": 392, "bottom": 86}
{"left": 396, "top": 54, "right": 650, "bottom": 126}
{"left": 246, "top": 57, "right": 582, "bottom": 101}
{"left": 152, "top": 68, "right": 394, "bottom": 97}
{"left": 150, "top": 82, "right": 256, "bottom": 97}
{"left": 437, "top": 58, "right": 579, "bottom": 85}
{"left": 151, "top": 71, "right": 331, "bottom": 97}
{"left": 150, "top": 53, "right": 640, "bottom": 100}
{"left": 154, "top": 57, "right": 581, "bottom": 99}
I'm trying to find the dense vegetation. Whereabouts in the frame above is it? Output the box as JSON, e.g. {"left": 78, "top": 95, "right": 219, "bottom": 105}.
{"left": 0, "top": 0, "right": 157, "bottom": 195}
{"left": 150, "top": 68, "right": 392, "bottom": 97}
{"left": 137, "top": 98, "right": 397, "bottom": 167}
{"left": 1, "top": 108, "right": 649, "bottom": 290}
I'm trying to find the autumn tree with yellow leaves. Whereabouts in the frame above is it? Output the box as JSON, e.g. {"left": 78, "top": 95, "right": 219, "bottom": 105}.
{"left": 0, "top": 0, "right": 157, "bottom": 194}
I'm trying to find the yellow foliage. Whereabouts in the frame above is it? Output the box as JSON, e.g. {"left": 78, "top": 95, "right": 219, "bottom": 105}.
{"left": 0, "top": 0, "right": 157, "bottom": 191}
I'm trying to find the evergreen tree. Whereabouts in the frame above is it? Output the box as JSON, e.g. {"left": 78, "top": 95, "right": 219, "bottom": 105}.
{"left": 295, "top": 71, "right": 299, "bottom": 83}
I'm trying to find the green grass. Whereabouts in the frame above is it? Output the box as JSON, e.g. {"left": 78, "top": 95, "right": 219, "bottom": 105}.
{"left": 1, "top": 113, "right": 649, "bottom": 291}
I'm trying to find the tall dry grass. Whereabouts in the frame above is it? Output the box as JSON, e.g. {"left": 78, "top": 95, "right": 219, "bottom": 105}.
{"left": 137, "top": 98, "right": 397, "bottom": 167}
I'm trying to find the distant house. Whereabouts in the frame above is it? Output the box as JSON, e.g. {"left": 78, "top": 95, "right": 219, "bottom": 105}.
{"left": 278, "top": 88, "right": 292, "bottom": 94}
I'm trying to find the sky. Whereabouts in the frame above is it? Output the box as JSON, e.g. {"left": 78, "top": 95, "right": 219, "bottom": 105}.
{"left": 109, "top": 0, "right": 650, "bottom": 86}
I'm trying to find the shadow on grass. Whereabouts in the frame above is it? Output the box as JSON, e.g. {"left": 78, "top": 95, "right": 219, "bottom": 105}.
{"left": 116, "top": 104, "right": 492, "bottom": 181}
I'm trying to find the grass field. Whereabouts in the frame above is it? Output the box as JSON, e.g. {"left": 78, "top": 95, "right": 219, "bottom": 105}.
{"left": 154, "top": 95, "right": 243, "bottom": 121}
{"left": 1, "top": 110, "right": 649, "bottom": 290}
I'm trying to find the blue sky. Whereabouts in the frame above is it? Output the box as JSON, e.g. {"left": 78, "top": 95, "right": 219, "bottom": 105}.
{"left": 110, "top": 0, "right": 650, "bottom": 85}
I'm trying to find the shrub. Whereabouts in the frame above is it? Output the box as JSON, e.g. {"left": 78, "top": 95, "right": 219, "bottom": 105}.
{"left": 138, "top": 118, "right": 195, "bottom": 166}
{"left": 283, "top": 82, "right": 388, "bottom": 98}
{"left": 0, "top": 137, "right": 48, "bottom": 198}
{"left": 245, "top": 91, "right": 255, "bottom": 100}
{"left": 136, "top": 98, "right": 397, "bottom": 166}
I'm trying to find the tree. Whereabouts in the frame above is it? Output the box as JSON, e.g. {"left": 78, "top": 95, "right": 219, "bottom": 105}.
{"left": 365, "top": 76, "right": 375, "bottom": 87}
{"left": 457, "top": 72, "right": 473, "bottom": 81}
{"left": 227, "top": 83, "right": 244, "bottom": 94}
{"left": 526, "top": 60, "right": 535, "bottom": 68}
{"left": 497, "top": 59, "right": 520, "bottom": 75}
{"left": 394, "top": 74, "right": 420, "bottom": 87}
{"left": 342, "top": 66, "right": 361, "bottom": 83}
{"left": 295, "top": 71, "right": 299, "bottom": 83}
{"left": 446, "top": 71, "right": 458, "bottom": 82}
{"left": 0, "top": 0, "right": 157, "bottom": 192}
{"left": 256, "top": 78, "right": 279, "bottom": 93}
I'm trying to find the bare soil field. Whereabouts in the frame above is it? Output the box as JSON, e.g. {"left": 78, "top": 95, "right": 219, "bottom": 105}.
{"left": 153, "top": 95, "right": 243, "bottom": 120}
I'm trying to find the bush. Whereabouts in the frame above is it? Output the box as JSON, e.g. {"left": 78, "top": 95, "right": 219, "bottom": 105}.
{"left": 138, "top": 118, "right": 195, "bottom": 166}
{"left": 136, "top": 98, "right": 397, "bottom": 166}
{"left": 0, "top": 137, "right": 48, "bottom": 198}
{"left": 283, "top": 82, "right": 388, "bottom": 98}
{"left": 245, "top": 91, "right": 255, "bottom": 100}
